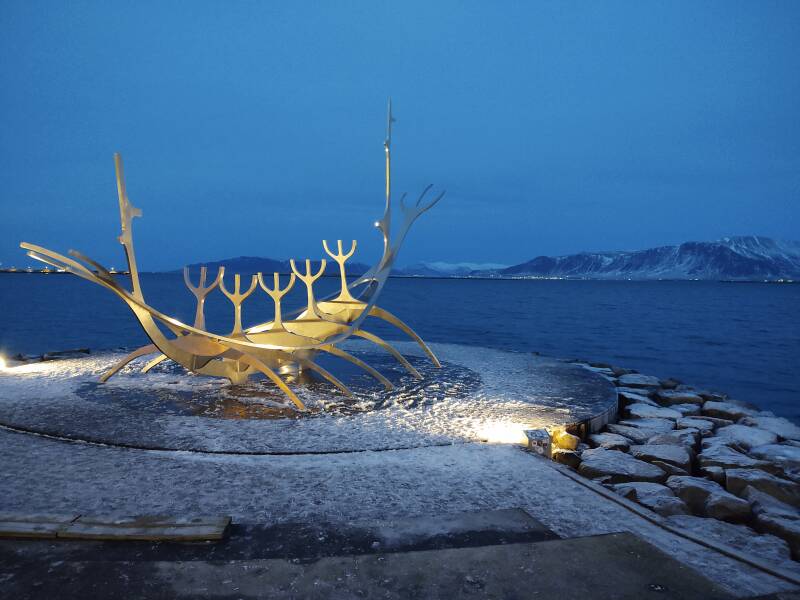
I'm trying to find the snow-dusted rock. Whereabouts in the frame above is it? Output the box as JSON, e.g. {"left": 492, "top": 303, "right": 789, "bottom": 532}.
{"left": 578, "top": 448, "right": 666, "bottom": 484}
{"left": 617, "top": 418, "right": 675, "bottom": 433}
{"left": 745, "top": 486, "right": 800, "bottom": 521}
{"left": 552, "top": 449, "right": 581, "bottom": 469}
{"left": 744, "top": 489, "right": 800, "bottom": 560}
{"left": 700, "top": 466, "right": 726, "bottom": 485}
{"left": 750, "top": 444, "right": 800, "bottom": 471}
{"left": 676, "top": 417, "right": 715, "bottom": 436}
{"left": 666, "top": 515, "right": 791, "bottom": 564}
{"left": 697, "top": 390, "right": 728, "bottom": 402}
{"left": 612, "top": 482, "right": 689, "bottom": 517}
{"left": 648, "top": 429, "right": 699, "bottom": 450}
{"left": 618, "top": 390, "right": 656, "bottom": 407}
{"left": 666, "top": 476, "right": 751, "bottom": 521}
{"left": 694, "top": 416, "right": 735, "bottom": 428}
{"left": 726, "top": 469, "right": 800, "bottom": 507}
{"left": 714, "top": 425, "right": 778, "bottom": 450}
{"left": 587, "top": 432, "right": 630, "bottom": 451}
{"left": 702, "top": 401, "right": 757, "bottom": 421}
{"left": 605, "top": 424, "right": 654, "bottom": 445}
{"left": 617, "top": 386, "right": 654, "bottom": 398}
{"left": 626, "top": 403, "right": 682, "bottom": 421}
{"left": 655, "top": 390, "right": 704, "bottom": 406}
{"left": 740, "top": 417, "right": 800, "bottom": 442}
{"left": 584, "top": 365, "right": 615, "bottom": 377}
{"left": 705, "top": 491, "right": 752, "bottom": 522}
{"left": 699, "top": 444, "right": 778, "bottom": 473}
{"left": 651, "top": 460, "right": 690, "bottom": 477}
{"left": 629, "top": 444, "right": 691, "bottom": 471}
{"left": 617, "top": 374, "right": 661, "bottom": 389}
{"left": 670, "top": 403, "right": 701, "bottom": 417}
{"left": 659, "top": 378, "right": 681, "bottom": 390}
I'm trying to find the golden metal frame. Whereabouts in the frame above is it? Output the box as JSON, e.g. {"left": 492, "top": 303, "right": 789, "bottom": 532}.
{"left": 21, "top": 101, "right": 443, "bottom": 410}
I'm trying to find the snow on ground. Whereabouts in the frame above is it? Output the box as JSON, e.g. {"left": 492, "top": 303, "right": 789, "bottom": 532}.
{"left": 0, "top": 342, "right": 794, "bottom": 595}
{"left": 0, "top": 429, "right": 793, "bottom": 597}
{"left": 0, "top": 342, "right": 614, "bottom": 452}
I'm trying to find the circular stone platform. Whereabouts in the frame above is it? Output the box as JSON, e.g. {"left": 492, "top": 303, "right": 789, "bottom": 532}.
{"left": 0, "top": 342, "right": 616, "bottom": 454}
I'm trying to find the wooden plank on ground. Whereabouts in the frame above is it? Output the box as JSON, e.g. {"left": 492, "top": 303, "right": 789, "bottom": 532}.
{"left": 0, "top": 514, "right": 80, "bottom": 539}
{"left": 59, "top": 515, "right": 231, "bottom": 541}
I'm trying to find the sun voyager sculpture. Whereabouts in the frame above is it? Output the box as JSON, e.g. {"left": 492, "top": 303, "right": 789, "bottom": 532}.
{"left": 21, "top": 101, "right": 443, "bottom": 410}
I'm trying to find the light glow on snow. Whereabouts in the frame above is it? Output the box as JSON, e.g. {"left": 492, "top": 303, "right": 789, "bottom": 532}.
{"left": 477, "top": 420, "right": 529, "bottom": 445}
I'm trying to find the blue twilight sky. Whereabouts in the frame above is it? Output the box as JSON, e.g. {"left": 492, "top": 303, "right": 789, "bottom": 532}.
{"left": 1, "top": 1, "right": 798, "bottom": 271}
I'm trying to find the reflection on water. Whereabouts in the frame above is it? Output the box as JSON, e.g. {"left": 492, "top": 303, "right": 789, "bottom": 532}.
{"left": 76, "top": 351, "right": 482, "bottom": 420}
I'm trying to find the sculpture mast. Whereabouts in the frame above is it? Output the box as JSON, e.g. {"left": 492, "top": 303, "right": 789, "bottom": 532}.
{"left": 114, "top": 153, "right": 143, "bottom": 300}
{"left": 384, "top": 97, "right": 394, "bottom": 208}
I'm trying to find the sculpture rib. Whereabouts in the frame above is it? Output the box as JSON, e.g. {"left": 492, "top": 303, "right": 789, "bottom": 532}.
{"left": 353, "top": 330, "right": 422, "bottom": 379}
{"left": 99, "top": 344, "right": 158, "bottom": 383}
{"left": 321, "top": 345, "right": 394, "bottom": 391}
{"left": 142, "top": 353, "right": 168, "bottom": 373}
{"left": 368, "top": 307, "right": 442, "bottom": 368}
{"left": 237, "top": 355, "right": 305, "bottom": 410}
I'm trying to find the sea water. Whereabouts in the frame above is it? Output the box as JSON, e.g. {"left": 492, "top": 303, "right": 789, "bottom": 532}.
{"left": 1, "top": 274, "right": 797, "bottom": 420}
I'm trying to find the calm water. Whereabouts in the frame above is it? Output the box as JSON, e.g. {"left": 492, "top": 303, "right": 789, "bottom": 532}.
{"left": 1, "top": 274, "right": 798, "bottom": 420}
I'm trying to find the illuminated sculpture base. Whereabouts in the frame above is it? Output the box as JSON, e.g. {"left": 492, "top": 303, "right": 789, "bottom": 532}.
{"left": 0, "top": 343, "right": 617, "bottom": 454}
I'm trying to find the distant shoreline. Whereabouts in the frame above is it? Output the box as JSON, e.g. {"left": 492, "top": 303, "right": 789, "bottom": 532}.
{"left": 0, "top": 270, "right": 796, "bottom": 284}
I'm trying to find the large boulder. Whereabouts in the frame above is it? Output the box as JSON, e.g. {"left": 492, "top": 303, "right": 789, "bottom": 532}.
{"left": 744, "top": 486, "right": 800, "bottom": 520}
{"left": 629, "top": 444, "right": 692, "bottom": 471}
{"left": 694, "top": 416, "right": 736, "bottom": 428}
{"left": 740, "top": 416, "right": 800, "bottom": 442}
{"left": 676, "top": 417, "right": 715, "bottom": 436}
{"left": 655, "top": 389, "right": 704, "bottom": 406}
{"left": 578, "top": 448, "right": 667, "bottom": 484}
{"left": 648, "top": 429, "right": 699, "bottom": 451}
{"left": 750, "top": 444, "right": 800, "bottom": 474}
{"left": 617, "top": 418, "right": 675, "bottom": 433}
{"left": 612, "top": 482, "right": 689, "bottom": 517}
{"left": 650, "top": 460, "right": 690, "bottom": 477}
{"left": 726, "top": 469, "right": 800, "bottom": 507}
{"left": 745, "top": 487, "right": 800, "bottom": 560}
{"left": 618, "top": 390, "right": 657, "bottom": 407}
{"left": 666, "top": 515, "right": 791, "bottom": 564}
{"left": 700, "top": 465, "right": 726, "bottom": 485}
{"left": 605, "top": 424, "right": 654, "bottom": 445}
{"left": 659, "top": 378, "right": 681, "bottom": 390}
{"left": 587, "top": 432, "right": 630, "bottom": 451}
{"left": 702, "top": 401, "right": 757, "bottom": 421}
{"left": 697, "top": 390, "right": 728, "bottom": 402}
{"left": 699, "top": 443, "right": 779, "bottom": 473}
{"left": 714, "top": 425, "right": 778, "bottom": 450}
{"left": 552, "top": 449, "right": 581, "bottom": 469}
{"left": 617, "top": 386, "right": 655, "bottom": 398}
{"left": 670, "top": 403, "right": 701, "bottom": 417}
{"left": 666, "top": 476, "right": 750, "bottom": 521}
{"left": 626, "top": 403, "right": 682, "bottom": 421}
{"left": 617, "top": 373, "right": 661, "bottom": 389}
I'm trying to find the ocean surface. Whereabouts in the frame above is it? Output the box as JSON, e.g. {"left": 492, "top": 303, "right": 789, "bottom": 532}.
{"left": 1, "top": 273, "right": 798, "bottom": 420}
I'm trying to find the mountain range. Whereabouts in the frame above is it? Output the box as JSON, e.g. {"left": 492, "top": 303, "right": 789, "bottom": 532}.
{"left": 172, "top": 236, "right": 800, "bottom": 281}
{"left": 476, "top": 236, "right": 800, "bottom": 281}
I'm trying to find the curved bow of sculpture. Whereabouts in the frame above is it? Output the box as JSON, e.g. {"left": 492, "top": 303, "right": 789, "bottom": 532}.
{"left": 20, "top": 101, "right": 443, "bottom": 410}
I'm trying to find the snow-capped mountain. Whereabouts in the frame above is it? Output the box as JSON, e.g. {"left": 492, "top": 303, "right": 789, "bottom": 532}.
{"left": 490, "top": 236, "right": 800, "bottom": 281}
{"left": 395, "top": 262, "right": 510, "bottom": 277}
